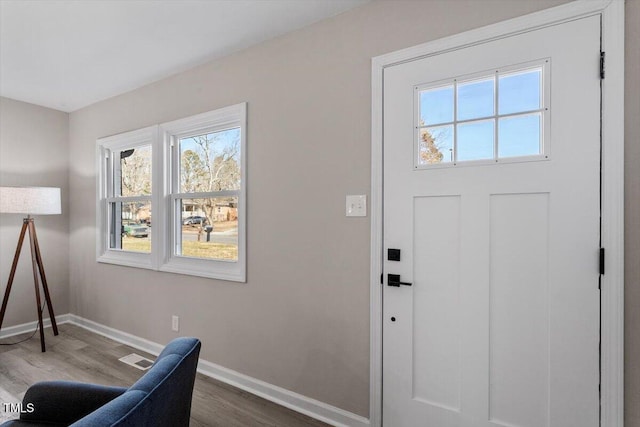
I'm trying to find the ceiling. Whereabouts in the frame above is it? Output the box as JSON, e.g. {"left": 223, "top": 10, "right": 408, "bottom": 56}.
{"left": 0, "top": 0, "right": 368, "bottom": 113}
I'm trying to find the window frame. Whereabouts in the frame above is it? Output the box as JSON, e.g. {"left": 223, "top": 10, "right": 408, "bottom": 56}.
{"left": 96, "top": 103, "right": 247, "bottom": 282}
{"left": 413, "top": 59, "right": 550, "bottom": 169}
{"left": 159, "top": 104, "right": 247, "bottom": 282}
{"left": 96, "top": 126, "right": 159, "bottom": 270}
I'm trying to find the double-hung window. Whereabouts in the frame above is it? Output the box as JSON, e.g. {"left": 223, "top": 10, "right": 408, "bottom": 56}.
{"left": 97, "top": 103, "right": 246, "bottom": 282}
{"left": 160, "top": 105, "right": 246, "bottom": 281}
{"left": 97, "top": 126, "right": 156, "bottom": 269}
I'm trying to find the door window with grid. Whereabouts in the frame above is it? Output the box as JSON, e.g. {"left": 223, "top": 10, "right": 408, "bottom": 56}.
{"left": 415, "top": 60, "right": 549, "bottom": 168}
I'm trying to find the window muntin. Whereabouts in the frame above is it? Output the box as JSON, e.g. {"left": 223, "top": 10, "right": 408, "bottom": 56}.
{"left": 415, "top": 60, "right": 548, "bottom": 167}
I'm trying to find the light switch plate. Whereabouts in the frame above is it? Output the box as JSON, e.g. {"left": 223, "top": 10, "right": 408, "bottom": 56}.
{"left": 346, "top": 195, "right": 367, "bottom": 217}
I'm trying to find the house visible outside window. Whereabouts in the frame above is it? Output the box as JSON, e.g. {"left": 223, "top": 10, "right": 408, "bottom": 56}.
{"left": 97, "top": 103, "right": 247, "bottom": 282}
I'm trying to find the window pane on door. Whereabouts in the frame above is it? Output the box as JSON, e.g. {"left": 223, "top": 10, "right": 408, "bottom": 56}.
{"left": 420, "top": 86, "right": 454, "bottom": 126}
{"left": 457, "top": 78, "right": 494, "bottom": 121}
{"left": 498, "top": 114, "right": 541, "bottom": 158}
{"left": 498, "top": 69, "right": 541, "bottom": 115}
{"left": 119, "top": 146, "right": 151, "bottom": 197}
{"left": 179, "top": 128, "right": 241, "bottom": 193}
{"left": 109, "top": 201, "right": 151, "bottom": 253}
{"left": 177, "top": 197, "right": 238, "bottom": 261}
{"left": 457, "top": 120, "right": 495, "bottom": 161}
{"left": 419, "top": 126, "right": 454, "bottom": 165}
{"left": 414, "top": 62, "right": 547, "bottom": 168}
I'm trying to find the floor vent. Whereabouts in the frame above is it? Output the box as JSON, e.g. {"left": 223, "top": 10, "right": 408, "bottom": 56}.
{"left": 119, "top": 353, "right": 155, "bottom": 371}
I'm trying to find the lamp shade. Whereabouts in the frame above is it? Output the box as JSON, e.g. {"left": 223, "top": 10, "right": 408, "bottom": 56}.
{"left": 0, "top": 187, "right": 61, "bottom": 215}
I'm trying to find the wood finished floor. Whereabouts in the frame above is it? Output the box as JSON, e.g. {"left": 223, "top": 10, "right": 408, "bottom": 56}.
{"left": 0, "top": 324, "right": 330, "bottom": 427}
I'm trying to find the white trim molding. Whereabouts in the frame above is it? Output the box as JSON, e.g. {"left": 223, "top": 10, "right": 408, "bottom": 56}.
{"left": 64, "top": 314, "right": 369, "bottom": 427}
{"left": 599, "top": 1, "right": 626, "bottom": 425}
{"left": 196, "top": 359, "right": 370, "bottom": 427}
{"left": 370, "top": 1, "right": 624, "bottom": 426}
{"left": 0, "top": 314, "right": 72, "bottom": 340}
{"left": 67, "top": 314, "right": 165, "bottom": 355}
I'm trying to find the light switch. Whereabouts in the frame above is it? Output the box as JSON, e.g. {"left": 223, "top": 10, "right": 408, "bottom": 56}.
{"left": 346, "top": 195, "right": 367, "bottom": 217}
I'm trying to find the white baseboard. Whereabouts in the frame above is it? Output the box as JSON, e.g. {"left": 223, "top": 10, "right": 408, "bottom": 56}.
{"left": 0, "top": 313, "right": 71, "bottom": 340}
{"left": 67, "top": 314, "right": 165, "bottom": 356}
{"left": 196, "top": 358, "right": 370, "bottom": 427}
{"left": 65, "top": 314, "right": 369, "bottom": 427}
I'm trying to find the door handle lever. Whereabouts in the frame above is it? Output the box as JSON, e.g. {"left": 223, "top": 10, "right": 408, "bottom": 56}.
{"left": 387, "top": 274, "right": 412, "bottom": 287}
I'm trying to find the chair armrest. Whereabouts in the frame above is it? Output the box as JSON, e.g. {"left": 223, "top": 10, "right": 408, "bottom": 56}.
{"left": 19, "top": 381, "right": 127, "bottom": 424}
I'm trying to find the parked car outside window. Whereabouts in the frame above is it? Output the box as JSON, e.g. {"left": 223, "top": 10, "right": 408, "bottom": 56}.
{"left": 182, "top": 216, "right": 207, "bottom": 226}
{"left": 122, "top": 220, "right": 149, "bottom": 237}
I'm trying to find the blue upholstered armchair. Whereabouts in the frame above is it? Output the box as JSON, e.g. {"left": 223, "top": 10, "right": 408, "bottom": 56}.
{"left": 1, "top": 337, "right": 201, "bottom": 427}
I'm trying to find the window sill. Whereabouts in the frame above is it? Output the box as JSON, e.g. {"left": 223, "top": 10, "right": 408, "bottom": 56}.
{"left": 96, "top": 251, "right": 245, "bottom": 282}
{"left": 159, "top": 257, "right": 245, "bottom": 282}
{"left": 97, "top": 251, "right": 155, "bottom": 271}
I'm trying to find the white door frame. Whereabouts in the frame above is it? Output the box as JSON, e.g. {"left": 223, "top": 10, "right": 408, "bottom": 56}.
{"left": 369, "top": 1, "right": 625, "bottom": 426}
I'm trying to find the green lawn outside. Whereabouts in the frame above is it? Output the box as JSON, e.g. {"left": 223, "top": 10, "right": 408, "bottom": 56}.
{"left": 122, "top": 237, "right": 237, "bottom": 260}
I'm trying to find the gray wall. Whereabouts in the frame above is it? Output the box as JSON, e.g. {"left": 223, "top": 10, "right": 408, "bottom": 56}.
{"left": 0, "top": 97, "right": 69, "bottom": 327}
{"left": 67, "top": 0, "right": 574, "bottom": 416}
{"left": 625, "top": 0, "right": 640, "bottom": 425}
{"left": 64, "top": 0, "right": 638, "bottom": 421}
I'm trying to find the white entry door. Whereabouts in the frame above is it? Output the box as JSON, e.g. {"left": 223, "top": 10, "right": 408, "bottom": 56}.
{"left": 383, "top": 16, "right": 601, "bottom": 427}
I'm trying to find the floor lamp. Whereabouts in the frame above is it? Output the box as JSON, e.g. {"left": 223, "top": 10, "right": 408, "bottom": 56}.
{"left": 0, "top": 186, "right": 61, "bottom": 352}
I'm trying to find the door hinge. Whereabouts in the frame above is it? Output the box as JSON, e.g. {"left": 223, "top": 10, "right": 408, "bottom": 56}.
{"left": 380, "top": 273, "right": 383, "bottom": 285}
{"left": 599, "top": 248, "right": 605, "bottom": 275}
{"left": 600, "top": 51, "right": 605, "bottom": 79}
